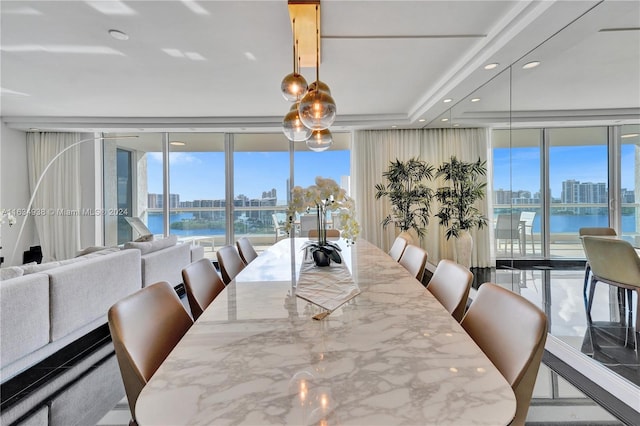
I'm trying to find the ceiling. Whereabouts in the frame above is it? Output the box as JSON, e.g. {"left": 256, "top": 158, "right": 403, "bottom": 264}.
{"left": 1, "top": 0, "right": 638, "bottom": 133}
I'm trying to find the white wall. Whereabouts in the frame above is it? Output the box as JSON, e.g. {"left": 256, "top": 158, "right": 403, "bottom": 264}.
{"left": 1, "top": 123, "right": 37, "bottom": 265}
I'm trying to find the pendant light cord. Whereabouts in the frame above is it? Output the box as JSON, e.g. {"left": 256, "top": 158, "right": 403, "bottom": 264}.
{"left": 315, "top": 4, "right": 319, "bottom": 84}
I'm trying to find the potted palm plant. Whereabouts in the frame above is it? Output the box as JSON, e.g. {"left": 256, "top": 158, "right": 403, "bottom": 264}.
{"left": 374, "top": 158, "right": 435, "bottom": 241}
{"left": 435, "top": 156, "right": 488, "bottom": 268}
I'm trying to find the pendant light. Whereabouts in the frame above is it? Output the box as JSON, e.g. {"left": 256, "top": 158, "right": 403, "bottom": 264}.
{"left": 298, "top": 4, "right": 336, "bottom": 131}
{"left": 281, "top": 20, "right": 308, "bottom": 102}
{"left": 283, "top": 102, "right": 312, "bottom": 142}
{"left": 306, "top": 128, "right": 333, "bottom": 152}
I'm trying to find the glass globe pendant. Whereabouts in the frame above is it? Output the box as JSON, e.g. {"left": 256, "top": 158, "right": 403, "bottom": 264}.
{"left": 281, "top": 72, "right": 308, "bottom": 102}
{"left": 298, "top": 89, "right": 336, "bottom": 131}
{"left": 308, "top": 80, "right": 331, "bottom": 94}
{"left": 283, "top": 102, "right": 312, "bottom": 142}
{"left": 306, "top": 129, "right": 333, "bottom": 152}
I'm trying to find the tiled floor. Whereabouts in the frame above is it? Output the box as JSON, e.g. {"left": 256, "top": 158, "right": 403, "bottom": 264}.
{"left": 1, "top": 266, "right": 637, "bottom": 425}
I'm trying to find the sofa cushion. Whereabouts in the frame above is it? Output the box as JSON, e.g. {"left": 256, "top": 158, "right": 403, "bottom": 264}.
{"left": 0, "top": 266, "right": 24, "bottom": 281}
{"left": 49, "top": 249, "right": 142, "bottom": 341}
{"left": 75, "top": 246, "right": 107, "bottom": 257}
{"left": 1, "top": 273, "right": 50, "bottom": 367}
{"left": 140, "top": 243, "right": 190, "bottom": 287}
{"left": 124, "top": 235, "right": 177, "bottom": 255}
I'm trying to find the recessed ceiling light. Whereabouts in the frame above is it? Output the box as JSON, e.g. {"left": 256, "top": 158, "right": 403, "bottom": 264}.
{"left": 391, "top": 125, "right": 397, "bottom": 128}
{"left": 108, "top": 29, "right": 129, "bottom": 41}
{"left": 453, "top": 124, "right": 460, "bottom": 127}
{"left": 170, "top": 141, "right": 186, "bottom": 146}
{"left": 441, "top": 118, "right": 449, "bottom": 122}
{"left": 443, "top": 98, "right": 452, "bottom": 103}
{"left": 28, "top": 128, "right": 40, "bottom": 132}
{"left": 484, "top": 63, "right": 499, "bottom": 70}
{"left": 418, "top": 119, "right": 426, "bottom": 122}
{"left": 522, "top": 61, "right": 541, "bottom": 69}
{"left": 471, "top": 98, "right": 480, "bottom": 102}
{"left": 622, "top": 133, "right": 639, "bottom": 139}
{"left": 244, "top": 52, "right": 257, "bottom": 61}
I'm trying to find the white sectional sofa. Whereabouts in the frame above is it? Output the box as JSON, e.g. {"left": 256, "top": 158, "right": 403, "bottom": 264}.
{"left": 0, "top": 236, "right": 205, "bottom": 383}
{"left": 123, "top": 235, "right": 205, "bottom": 287}
{"left": 0, "top": 249, "right": 142, "bottom": 383}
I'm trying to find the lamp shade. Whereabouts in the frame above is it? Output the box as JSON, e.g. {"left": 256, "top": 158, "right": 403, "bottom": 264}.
{"left": 298, "top": 88, "right": 336, "bottom": 131}
{"left": 282, "top": 102, "right": 313, "bottom": 142}
{"left": 280, "top": 72, "right": 308, "bottom": 102}
{"left": 306, "top": 129, "right": 333, "bottom": 152}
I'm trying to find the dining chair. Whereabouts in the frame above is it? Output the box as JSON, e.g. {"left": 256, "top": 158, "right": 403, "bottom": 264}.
{"left": 578, "top": 227, "right": 617, "bottom": 311}
{"left": 461, "top": 283, "right": 548, "bottom": 426}
{"left": 398, "top": 244, "right": 428, "bottom": 282}
{"left": 581, "top": 236, "right": 640, "bottom": 347}
{"left": 426, "top": 259, "right": 473, "bottom": 322}
{"left": 495, "top": 214, "right": 524, "bottom": 256}
{"left": 108, "top": 281, "right": 193, "bottom": 426}
{"left": 388, "top": 235, "right": 410, "bottom": 262}
{"left": 519, "top": 211, "right": 536, "bottom": 255}
{"left": 299, "top": 214, "right": 317, "bottom": 238}
{"left": 272, "top": 213, "right": 287, "bottom": 242}
{"left": 308, "top": 229, "right": 340, "bottom": 238}
{"left": 216, "top": 245, "right": 246, "bottom": 285}
{"left": 182, "top": 258, "right": 226, "bottom": 321}
{"left": 236, "top": 237, "right": 258, "bottom": 264}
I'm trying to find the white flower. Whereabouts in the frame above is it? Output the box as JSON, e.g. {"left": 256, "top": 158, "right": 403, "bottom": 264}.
{"left": 285, "top": 177, "right": 360, "bottom": 243}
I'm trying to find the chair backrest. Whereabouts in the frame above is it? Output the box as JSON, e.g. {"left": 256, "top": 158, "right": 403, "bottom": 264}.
{"left": 299, "top": 215, "right": 317, "bottom": 237}
{"left": 461, "top": 283, "right": 547, "bottom": 426}
{"left": 236, "top": 237, "right": 258, "bottom": 264}
{"left": 495, "top": 214, "right": 522, "bottom": 239}
{"left": 308, "top": 229, "right": 340, "bottom": 238}
{"left": 578, "top": 227, "right": 616, "bottom": 236}
{"left": 388, "top": 236, "right": 409, "bottom": 262}
{"left": 581, "top": 236, "right": 640, "bottom": 287}
{"left": 108, "top": 281, "right": 193, "bottom": 423}
{"left": 426, "top": 260, "right": 473, "bottom": 322}
{"left": 216, "top": 245, "right": 246, "bottom": 284}
{"left": 182, "top": 258, "right": 226, "bottom": 320}
{"left": 519, "top": 211, "right": 536, "bottom": 228}
{"left": 398, "top": 244, "right": 428, "bottom": 282}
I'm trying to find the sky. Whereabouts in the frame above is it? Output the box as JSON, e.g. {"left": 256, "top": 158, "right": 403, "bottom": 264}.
{"left": 493, "top": 144, "right": 636, "bottom": 197}
{"left": 147, "top": 150, "right": 351, "bottom": 204}
{"left": 148, "top": 143, "right": 636, "bottom": 204}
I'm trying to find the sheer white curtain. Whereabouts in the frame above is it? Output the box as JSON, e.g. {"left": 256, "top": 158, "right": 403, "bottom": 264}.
{"left": 26, "top": 132, "right": 87, "bottom": 261}
{"left": 353, "top": 128, "right": 492, "bottom": 267}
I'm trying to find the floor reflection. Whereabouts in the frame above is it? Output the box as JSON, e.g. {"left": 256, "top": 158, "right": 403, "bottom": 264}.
{"left": 487, "top": 267, "right": 639, "bottom": 387}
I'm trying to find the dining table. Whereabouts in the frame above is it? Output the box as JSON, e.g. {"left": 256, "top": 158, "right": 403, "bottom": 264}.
{"left": 135, "top": 238, "right": 516, "bottom": 425}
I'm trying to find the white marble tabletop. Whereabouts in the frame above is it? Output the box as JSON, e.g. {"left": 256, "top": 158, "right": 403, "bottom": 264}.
{"left": 136, "top": 238, "right": 516, "bottom": 425}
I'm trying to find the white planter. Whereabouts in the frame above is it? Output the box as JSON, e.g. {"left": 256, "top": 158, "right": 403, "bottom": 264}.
{"left": 454, "top": 230, "right": 473, "bottom": 268}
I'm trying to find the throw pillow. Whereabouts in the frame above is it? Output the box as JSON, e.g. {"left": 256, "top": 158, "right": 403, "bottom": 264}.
{"left": 0, "top": 266, "right": 24, "bottom": 281}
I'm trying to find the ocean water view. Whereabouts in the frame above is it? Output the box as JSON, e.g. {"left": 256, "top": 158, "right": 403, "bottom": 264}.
{"left": 147, "top": 212, "right": 638, "bottom": 236}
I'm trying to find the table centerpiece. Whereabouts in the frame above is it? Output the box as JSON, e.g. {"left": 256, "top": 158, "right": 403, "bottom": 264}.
{"left": 286, "top": 177, "right": 359, "bottom": 266}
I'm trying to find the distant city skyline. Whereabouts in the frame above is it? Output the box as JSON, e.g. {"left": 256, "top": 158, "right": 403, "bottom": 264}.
{"left": 147, "top": 150, "right": 350, "bottom": 202}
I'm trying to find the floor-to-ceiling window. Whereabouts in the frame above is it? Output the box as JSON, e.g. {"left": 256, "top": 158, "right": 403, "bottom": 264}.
{"left": 492, "top": 125, "right": 629, "bottom": 260}
{"left": 233, "top": 134, "right": 290, "bottom": 247}
{"left": 620, "top": 124, "right": 640, "bottom": 245}
{"left": 103, "top": 132, "right": 351, "bottom": 250}
{"left": 165, "top": 133, "right": 226, "bottom": 258}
